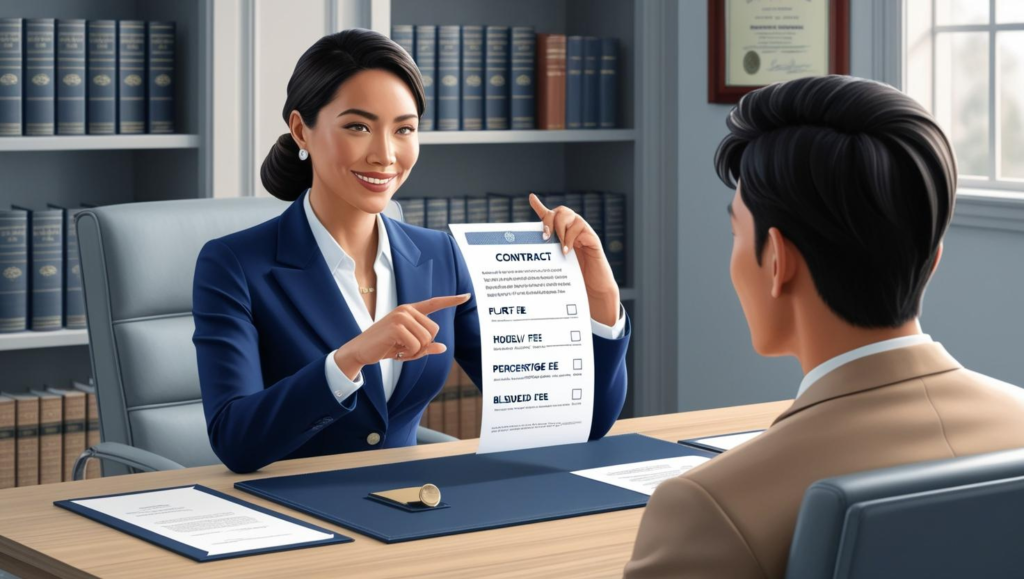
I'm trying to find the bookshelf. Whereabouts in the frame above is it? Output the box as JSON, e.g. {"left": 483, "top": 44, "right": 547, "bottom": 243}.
{"left": 380, "top": 0, "right": 676, "bottom": 420}
{"left": 0, "top": 0, "right": 212, "bottom": 393}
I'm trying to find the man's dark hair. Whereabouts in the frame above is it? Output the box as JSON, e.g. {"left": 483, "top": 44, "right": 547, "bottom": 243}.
{"left": 714, "top": 75, "right": 957, "bottom": 328}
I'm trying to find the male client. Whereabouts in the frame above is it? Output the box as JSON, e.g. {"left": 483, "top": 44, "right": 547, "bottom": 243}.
{"left": 624, "top": 75, "right": 1024, "bottom": 578}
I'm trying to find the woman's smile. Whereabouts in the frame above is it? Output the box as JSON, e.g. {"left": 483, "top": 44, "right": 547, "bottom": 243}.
{"left": 352, "top": 170, "right": 399, "bottom": 192}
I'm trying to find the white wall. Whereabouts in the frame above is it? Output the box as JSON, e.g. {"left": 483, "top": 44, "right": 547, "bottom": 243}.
{"left": 675, "top": 0, "right": 1024, "bottom": 411}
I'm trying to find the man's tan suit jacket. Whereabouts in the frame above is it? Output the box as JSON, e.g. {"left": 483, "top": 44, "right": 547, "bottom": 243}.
{"left": 625, "top": 342, "right": 1024, "bottom": 578}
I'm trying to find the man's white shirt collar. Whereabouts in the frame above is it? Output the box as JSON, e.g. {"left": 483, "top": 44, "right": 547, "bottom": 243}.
{"left": 797, "top": 334, "right": 934, "bottom": 399}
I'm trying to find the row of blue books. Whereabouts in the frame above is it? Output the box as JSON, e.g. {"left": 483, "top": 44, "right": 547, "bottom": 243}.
{"left": 0, "top": 206, "right": 87, "bottom": 333}
{"left": 0, "top": 18, "right": 175, "bottom": 136}
{"left": 390, "top": 25, "right": 618, "bottom": 131}
{"left": 397, "top": 192, "right": 627, "bottom": 285}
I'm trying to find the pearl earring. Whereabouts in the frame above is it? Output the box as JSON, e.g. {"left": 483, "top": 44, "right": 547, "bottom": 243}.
{"left": 298, "top": 148, "right": 309, "bottom": 161}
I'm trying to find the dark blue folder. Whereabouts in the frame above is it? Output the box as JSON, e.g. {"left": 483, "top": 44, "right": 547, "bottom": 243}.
{"left": 54, "top": 484, "right": 352, "bottom": 562}
{"left": 235, "top": 434, "right": 715, "bottom": 544}
{"left": 678, "top": 429, "right": 765, "bottom": 454}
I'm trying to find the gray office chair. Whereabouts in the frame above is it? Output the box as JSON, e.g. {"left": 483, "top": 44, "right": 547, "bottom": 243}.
{"left": 74, "top": 196, "right": 455, "bottom": 479}
{"left": 785, "top": 447, "right": 1024, "bottom": 579}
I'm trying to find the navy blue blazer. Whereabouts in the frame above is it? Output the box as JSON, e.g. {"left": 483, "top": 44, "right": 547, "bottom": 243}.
{"left": 192, "top": 194, "right": 631, "bottom": 473}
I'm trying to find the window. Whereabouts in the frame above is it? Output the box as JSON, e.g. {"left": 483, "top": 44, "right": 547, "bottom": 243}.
{"left": 905, "top": 0, "right": 1024, "bottom": 194}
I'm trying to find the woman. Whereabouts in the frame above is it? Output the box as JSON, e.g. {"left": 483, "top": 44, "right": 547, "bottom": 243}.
{"left": 192, "top": 29, "right": 630, "bottom": 474}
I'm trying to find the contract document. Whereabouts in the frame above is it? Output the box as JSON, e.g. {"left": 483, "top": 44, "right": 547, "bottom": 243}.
{"left": 69, "top": 485, "right": 336, "bottom": 556}
{"left": 449, "top": 222, "right": 595, "bottom": 454}
{"left": 571, "top": 456, "right": 711, "bottom": 496}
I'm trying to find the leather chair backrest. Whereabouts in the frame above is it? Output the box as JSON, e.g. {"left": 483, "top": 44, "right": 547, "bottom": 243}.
{"left": 77, "top": 196, "right": 404, "bottom": 474}
{"left": 786, "top": 447, "right": 1024, "bottom": 579}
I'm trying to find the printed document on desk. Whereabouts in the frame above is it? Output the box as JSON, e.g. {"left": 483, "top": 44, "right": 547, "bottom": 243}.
{"left": 449, "top": 222, "right": 594, "bottom": 454}
{"left": 61, "top": 485, "right": 340, "bottom": 557}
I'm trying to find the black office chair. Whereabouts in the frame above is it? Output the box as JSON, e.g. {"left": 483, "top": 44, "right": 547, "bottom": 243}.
{"left": 785, "top": 447, "right": 1024, "bottom": 579}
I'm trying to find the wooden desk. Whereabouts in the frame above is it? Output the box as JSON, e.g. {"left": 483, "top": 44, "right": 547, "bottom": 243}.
{"left": 0, "top": 400, "right": 791, "bottom": 579}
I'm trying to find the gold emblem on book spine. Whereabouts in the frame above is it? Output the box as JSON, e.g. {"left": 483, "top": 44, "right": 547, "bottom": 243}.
{"left": 63, "top": 73, "right": 81, "bottom": 86}
{"left": 2, "top": 266, "right": 21, "bottom": 280}
{"left": 155, "top": 74, "right": 171, "bottom": 87}
{"left": 124, "top": 74, "right": 142, "bottom": 87}
{"left": 0, "top": 73, "right": 16, "bottom": 86}
{"left": 490, "top": 75, "right": 505, "bottom": 87}
{"left": 516, "top": 74, "right": 531, "bottom": 86}
{"left": 40, "top": 265, "right": 58, "bottom": 277}
{"left": 442, "top": 75, "right": 457, "bottom": 87}
{"left": 93, "top": 74, "right": 111, "bottom": 86}
{"left": 32, "top": 73, "right": 50, "bottom": 86}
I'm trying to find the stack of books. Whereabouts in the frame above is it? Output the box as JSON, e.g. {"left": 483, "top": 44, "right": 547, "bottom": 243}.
{"left": 397, "top": 191, "right": 627, "bottom": 286}
{"left": 0, "top": 18, "right": 176, "bottom": 137}
{"left": 420, "top": 363, "right": 481, "bottom": 439}
{"left": 0, "top": 205, "right": 88, "bottom": 333}
{"left": 390, "top": 25, "right": 618, "bottom": 131}
{"left": 0, "top": 381, "right": 101, "bottom": 489}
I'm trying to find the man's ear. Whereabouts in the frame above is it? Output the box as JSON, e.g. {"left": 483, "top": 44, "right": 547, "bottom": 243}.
{"left": 288, "top": 110, "right": 308, "bottom": 151}
{"left": 766, "top": 227, "right": 797, "bottom": 299}
{"left": 931, "top": 242, "right": 943, "bottom": 276}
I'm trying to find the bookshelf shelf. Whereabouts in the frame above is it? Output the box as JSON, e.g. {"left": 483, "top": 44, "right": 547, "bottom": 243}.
{"left": 0, "top": 329, "right": 88, "bottom": 352}
{"left": 418, "top": 129, "right": 635, "bottom": 146}
{"left": 0, "top": 134, "right": 201, "bottom": 152}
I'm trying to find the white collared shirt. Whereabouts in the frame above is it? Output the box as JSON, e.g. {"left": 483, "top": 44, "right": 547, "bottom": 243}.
{"left": 796, "top": 334, "right": 934, "bottom": 399}
{"left": 303, "top": 190, "right": 628, "bottom": 406}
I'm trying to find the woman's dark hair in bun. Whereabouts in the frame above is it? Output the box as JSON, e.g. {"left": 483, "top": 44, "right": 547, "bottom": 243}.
{"left": 260, "top": 28, "right": 425, "bottom": 201}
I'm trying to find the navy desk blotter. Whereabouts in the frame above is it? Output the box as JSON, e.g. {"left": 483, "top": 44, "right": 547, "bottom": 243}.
{"left": 234, "top": 433, "right": 715, "bottom": 544}
{"left": 678, "top": 429, "right": 765, "bottom": 454}
{"left": 55, "top": 484, "right": 353, "bottom": 562}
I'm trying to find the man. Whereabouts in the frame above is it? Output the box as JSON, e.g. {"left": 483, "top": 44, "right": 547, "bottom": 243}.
{"left": 624, "top": 75, "right": 1024, "bottom": 578}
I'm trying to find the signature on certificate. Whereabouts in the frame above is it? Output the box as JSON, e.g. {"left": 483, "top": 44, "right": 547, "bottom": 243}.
{"left": 768, "top": 58, "right": 813, "bottom": 74}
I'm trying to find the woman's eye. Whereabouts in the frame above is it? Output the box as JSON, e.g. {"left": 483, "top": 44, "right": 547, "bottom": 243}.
{"left": 396, "top": 126, "right": 415, "bottom": 135}
{"left": 346, "top": 123, "right": 369, "bottom": 132}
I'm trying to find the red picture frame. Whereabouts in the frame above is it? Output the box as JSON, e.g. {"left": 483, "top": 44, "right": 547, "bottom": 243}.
{"left": 707, "top": 0, "right": 850, "bottom": 104}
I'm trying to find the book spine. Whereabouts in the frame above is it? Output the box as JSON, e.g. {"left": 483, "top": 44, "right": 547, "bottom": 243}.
{"left": 36, "top": 395, "right": 62, "bottom": 485}
{"left": 65, "top": 208, "right": 85, "bottom": 329}
{"left": 484, "top": 26, "right": 509, "bottom": 130}
{"left": 398, "top": 198, "right": 425, "bottom": 228}
{"left": 447, "top": 196, "right": 467, "bottom": 225}
{"left": 390, "top": 25, "right": 414, "bottom": 59}
{"left": 599, "top": 38, "right": 617, "bottom": 129}
{"left": 59, "top": 393, "right": 86, "bottom": 482}
{"left": 0, "top": 397, "right": 14, "bottom": 489}
{"left": 84, "top": 389, "right": 99, "bottom": 478}
{"left": 56, "top": 19, "right": 85, "bottom": 135}
{"left": 510, "top": 27, "right": 535, "bottom": 130}
{"left": 30, "top": 210, "right": 63, "bottom": 331}
{"left": 437, "top": 25, "right": 460, "bottom": 131}
{"left": 458, "top": 375, "right": 478, "bottom": 439}
{"left": 542, "top": 192, "right": 565, "bottom": 210}
{"left": 460, "top": 26, "right": 484, "bottom": 131}
{"left": 603, "top": 192, "right": 626, "bottom": 286}
{"left": 23, "top": 19, "right": 55, "bottom": 136}
{"left": 467, "top": 196, "right": 488, "bottom": 223}
{"left": 117, "top": 20, "right": 146, "bottom": 134}
{"left": 426, "top": 197, "right": 449, "bottom": 232}
{"left": 582, "top": 191, "right": 604, "bottom": 244}
{"left": 414, "top": 26, "right": 436, "bottom": 131}
{"left": 87, "top": 20, "right": 116, "bottom": 134}
{"left": 15, "top": 396, "right": 39, "bottom": 487}
{"left": 147, "top": 21, "right": 175, "bottom": 134}
{"left": 0, "top": 211, "right": 28, "bottom": 333}
{"left": 442, "top": 380, "right": 460, "bottom": 439}
{"left": 564, "top": 191, "right": 584, "bottom": 215}
{"left": 582, "top": 37, "right": 599, "bottom": 129}
{"left": 511, "top": 195, "right": 533, "bottom": 222}
{"left": 486, "top": 194, "right": 511, "bottom": 223}
{"left": 535, "top": 34, "right": 565, "bottom": 130}
{"left": 565, "top": 36, "right": 583, "bottom": 129}
{"left": 0, "top": 19, "right": 22, "bottom": 136}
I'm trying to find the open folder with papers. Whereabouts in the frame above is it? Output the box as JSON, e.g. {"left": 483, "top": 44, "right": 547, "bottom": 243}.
{"left": 235, "top": 434, "right": 716, "bottom": 544}
{"left": 54, "top": 484, "right": 352, "bottom": 562}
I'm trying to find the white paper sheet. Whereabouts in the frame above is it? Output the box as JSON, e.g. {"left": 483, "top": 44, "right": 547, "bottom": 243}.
{"left": 449, "top": 222, "right": 595, "bottom": 454}
{"left": 571, "top": 456, "right": 711, "bottom": 496}
{"left": 690, "top": 430, "right": 764, "bottom": 452}
{"left": 72, "top": 486, "right": 334, "bottom": 556}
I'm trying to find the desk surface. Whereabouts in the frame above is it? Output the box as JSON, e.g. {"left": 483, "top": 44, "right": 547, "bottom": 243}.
{"left": 0, "top": 400, "right": 791, "bottom": 579}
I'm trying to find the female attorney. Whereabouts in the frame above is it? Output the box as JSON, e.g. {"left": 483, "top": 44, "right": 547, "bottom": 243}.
{"left": 192, "top": 29, "right": 630, "bottom": 474}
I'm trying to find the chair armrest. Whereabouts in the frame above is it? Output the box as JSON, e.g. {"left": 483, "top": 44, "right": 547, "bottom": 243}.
{"left": 73, "top": 442, "right": 186, "bottom": 481}
{"left": 416, "top": 426, "right": 458, "bottom": 444}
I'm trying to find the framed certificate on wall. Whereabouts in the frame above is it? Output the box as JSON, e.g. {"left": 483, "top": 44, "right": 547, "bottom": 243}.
{"left": 707, "top": 0, "right": 849, "bottom": 103}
